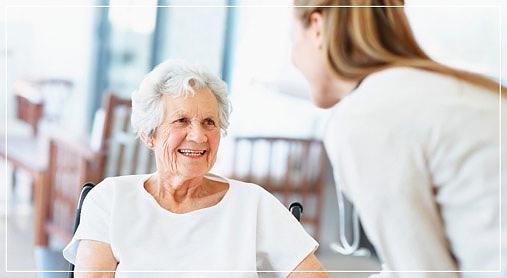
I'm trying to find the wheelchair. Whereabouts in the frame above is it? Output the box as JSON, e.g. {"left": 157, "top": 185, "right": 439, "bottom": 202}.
{"left": 67, "top": 183, "right": 304, "bottom": 278}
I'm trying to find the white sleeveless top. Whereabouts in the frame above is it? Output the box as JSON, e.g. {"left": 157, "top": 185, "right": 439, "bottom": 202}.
{"left": 63, "top": 173, "right": 318, "bottom": 278}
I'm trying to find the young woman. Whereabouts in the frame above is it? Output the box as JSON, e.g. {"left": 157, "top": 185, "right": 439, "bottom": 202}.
{"left": 291, "top": 0, "right": 505, "bottom": 276}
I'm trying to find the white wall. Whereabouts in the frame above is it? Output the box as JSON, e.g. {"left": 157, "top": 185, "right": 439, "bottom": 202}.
{"left": 406, "top": 0, "right": 504, "bottom": 81}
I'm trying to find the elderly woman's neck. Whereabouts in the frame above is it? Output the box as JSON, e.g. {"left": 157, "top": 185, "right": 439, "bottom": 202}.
{"left": 148, "top": 173, "right": 209, "bottom": 203}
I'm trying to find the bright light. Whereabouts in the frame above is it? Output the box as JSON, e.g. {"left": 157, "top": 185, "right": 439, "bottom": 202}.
{"left": 108, "top": 0, "right": 157, "bottom": 34}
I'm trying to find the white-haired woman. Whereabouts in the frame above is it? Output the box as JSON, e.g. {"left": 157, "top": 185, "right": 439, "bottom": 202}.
{"left": 62, "top": 60, "right": 326, "bottom": 277}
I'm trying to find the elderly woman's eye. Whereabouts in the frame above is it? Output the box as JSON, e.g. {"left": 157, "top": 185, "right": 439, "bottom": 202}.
{"left": 204, "top": 119, "right": 216, "bottom": 127}
{"left": 173, "top": 118, "right": 189, "bottom": 124}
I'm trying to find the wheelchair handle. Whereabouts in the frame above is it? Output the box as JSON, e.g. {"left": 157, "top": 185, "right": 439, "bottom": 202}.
{"left": 289, "top": 202, "right": 303, "bottom": 222}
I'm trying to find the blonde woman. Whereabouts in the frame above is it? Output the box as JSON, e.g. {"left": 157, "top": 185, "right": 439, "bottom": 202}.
{"left": 291, "top": 0, "right": 505, "bottom": 277}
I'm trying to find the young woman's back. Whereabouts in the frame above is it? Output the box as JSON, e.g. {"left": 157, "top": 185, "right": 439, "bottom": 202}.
{"left": 323, "top": 66, "right": 504, "bottom": 274}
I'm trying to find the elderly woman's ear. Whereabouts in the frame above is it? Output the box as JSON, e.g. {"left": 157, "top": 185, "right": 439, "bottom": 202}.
{"left": 139, "top": 133, "right": 155, "bottom": 149}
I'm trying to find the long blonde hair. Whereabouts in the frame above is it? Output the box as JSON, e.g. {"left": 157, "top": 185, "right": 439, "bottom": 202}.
{"left": 294, "top": 0, "right": 504, "bottom": 93}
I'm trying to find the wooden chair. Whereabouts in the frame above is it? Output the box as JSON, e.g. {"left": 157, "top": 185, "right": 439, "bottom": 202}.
{"left": 36, "top": 92, "right": 156, "bottom": 248}
{"left": 2, "top": 79, "right": 73, "bottom": 202}
{"left": 229, "top": 136, "right": 329, "bottom": 242}
{"left": 15, "top": 93, "right": 44, "bottom": 137}
{"left": 32, "top": 130, "right": 102, "bottom": 273}
{"left": 13, "top": 78, "right": 73, "bottom": 136}
{"left": 34, "top": 89, "right": 120, "bottom": 247}
{"left": 32, "top": 92, "right": 133, "bottom": 272}
{"left": 36, "top": 131, "right": 103, "bottom": 246}
{"left": 99, "top": 93, "right": 156, "bottom": 177}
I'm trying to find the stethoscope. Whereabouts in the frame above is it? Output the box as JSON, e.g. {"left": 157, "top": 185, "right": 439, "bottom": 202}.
{"left": 322, "top": 80, "right": 372, "bottom": 256}
{"left": 330, "top": 184, "right": 371, "bottom": 257}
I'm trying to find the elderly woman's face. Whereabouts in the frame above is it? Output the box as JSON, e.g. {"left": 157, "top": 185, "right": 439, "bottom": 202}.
{"left": 150, "top": 88, "right": 221, "bottom": 180}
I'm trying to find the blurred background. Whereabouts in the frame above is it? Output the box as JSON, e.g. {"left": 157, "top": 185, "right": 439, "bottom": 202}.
{"left": 0, "top": 0, "right": 504, "bottom": 277}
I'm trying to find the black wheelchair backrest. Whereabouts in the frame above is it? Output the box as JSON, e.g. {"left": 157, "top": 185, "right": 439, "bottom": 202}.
{"left": 68, "top": 182, "right": 95, "bottom": 277}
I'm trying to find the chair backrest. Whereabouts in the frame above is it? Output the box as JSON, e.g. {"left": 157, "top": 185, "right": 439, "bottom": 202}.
{"left": 13, "top": 81, "right": 44, "bottom": 137}
{"left": 99, "top": 92, "right": 156, "bottom": 177}
{"left": 14, "top": 94, "right": 44, "bottom": 136}
{"left": 40, "top": 92, "right": 154, "bottom": 247}
{"left": 229, "top": 136, "right": 329, "bottom": 241}
{"left": 44, "top": 133, "right": 102, "bottom": 246}
{"left": 13, "top": 79, "right": 73, "bottom": 136}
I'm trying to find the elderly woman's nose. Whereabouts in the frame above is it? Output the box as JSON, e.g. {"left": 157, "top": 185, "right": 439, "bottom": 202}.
{"left": 186, "top": 124, "right": 208, "bottom": 143}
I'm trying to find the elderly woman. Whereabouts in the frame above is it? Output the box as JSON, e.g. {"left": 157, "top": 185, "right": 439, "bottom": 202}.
{"left": 62, "top": 60, "right": 326, "bottom": 277}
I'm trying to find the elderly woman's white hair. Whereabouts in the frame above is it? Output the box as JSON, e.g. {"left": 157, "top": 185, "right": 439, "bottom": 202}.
{"left": 131, "top": 60, "right": 231, "bottom": 138}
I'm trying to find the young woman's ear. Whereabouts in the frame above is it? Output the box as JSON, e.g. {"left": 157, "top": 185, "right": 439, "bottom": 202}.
{"left": 309, "top": 11, "right": 324, "bottom": 50}
{"left": 139, "top": 133, "right": 154, "bottom": 149}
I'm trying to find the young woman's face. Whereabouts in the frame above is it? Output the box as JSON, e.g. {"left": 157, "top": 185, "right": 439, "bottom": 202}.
{"left": 290, "top": 12, "right": 354, "bottom": 108}
{"left": 150, "top": 88, "right": 221, "bottom": 180}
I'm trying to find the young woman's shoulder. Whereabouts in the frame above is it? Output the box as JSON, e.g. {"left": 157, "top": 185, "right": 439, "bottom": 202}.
{"left": 331, "top": 66, "right": 496, "bottom": 132}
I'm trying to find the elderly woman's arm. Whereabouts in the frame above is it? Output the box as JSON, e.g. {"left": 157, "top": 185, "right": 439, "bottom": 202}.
{"left": 289, "top": 252, "right": 328, "bottom": 277}
{"left": 74, "top": 240, "right": 117, "bottom": 278}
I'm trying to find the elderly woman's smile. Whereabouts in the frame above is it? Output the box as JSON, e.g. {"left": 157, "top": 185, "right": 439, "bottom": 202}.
{"left": 177, "top": 149, "right": 206, "bottom": 157}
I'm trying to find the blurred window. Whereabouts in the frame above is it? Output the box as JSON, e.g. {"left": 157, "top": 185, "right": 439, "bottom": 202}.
{"left": 405, "top": 0, "right": 502, "bottom": 81}
{"left": 157, "top": 0, "right": 228, "bottom": 76}
{"left": 99, "top": 0, "right": 229, "bottom": 98}
{"left": 105, "top": 0, "right": 158, "bottom": 98}
{"left": 226, "top": 1, "right": 331, "bottom": 139}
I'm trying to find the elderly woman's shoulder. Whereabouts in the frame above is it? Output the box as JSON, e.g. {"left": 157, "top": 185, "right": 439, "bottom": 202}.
{"left": 224, "top": 176, "right": 278, "bottom": 199}
{"left": 91, "top": 174, "right": 151, "bottom": 195}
